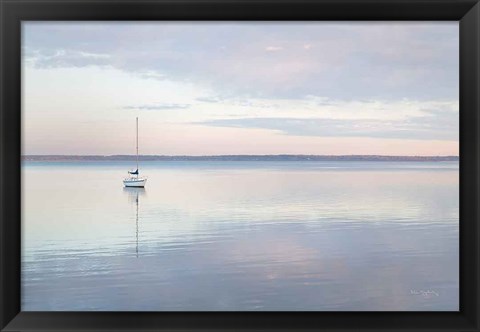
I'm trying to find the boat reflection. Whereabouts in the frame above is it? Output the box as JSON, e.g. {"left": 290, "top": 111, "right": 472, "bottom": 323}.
{"left": 123, "top": 187, "right": 146, "bottom": 257}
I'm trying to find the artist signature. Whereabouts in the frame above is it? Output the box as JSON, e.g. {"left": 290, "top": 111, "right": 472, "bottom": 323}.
{"left": 410, "top": 290, "right": 439, "bottom": 298}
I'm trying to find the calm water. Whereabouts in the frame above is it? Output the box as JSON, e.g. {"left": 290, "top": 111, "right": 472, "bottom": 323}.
{"left": 22, "top": 161, "right": 459, "bottom": 311}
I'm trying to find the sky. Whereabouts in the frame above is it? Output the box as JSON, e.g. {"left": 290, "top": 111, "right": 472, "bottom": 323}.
{"left": 22, "top": 22, "right": 459, "bottom": 156}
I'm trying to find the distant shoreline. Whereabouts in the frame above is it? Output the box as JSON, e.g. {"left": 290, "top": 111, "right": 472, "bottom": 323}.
{"left": 22, "top": 155, "right": 459, "bottom": 162}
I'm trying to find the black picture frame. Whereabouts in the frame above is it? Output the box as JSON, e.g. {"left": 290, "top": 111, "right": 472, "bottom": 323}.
{"left": 1, "top": 0, "right": 478, "bottom": 331}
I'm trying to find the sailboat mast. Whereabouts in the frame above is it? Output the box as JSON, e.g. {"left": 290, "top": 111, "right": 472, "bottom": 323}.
{"left": 136, "top": 117, "right": 139, "bottom": 174}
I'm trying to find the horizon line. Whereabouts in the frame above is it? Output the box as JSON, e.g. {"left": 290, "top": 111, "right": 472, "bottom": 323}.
{"left": 22, "top": 154, "right": 460, "bottom": 157}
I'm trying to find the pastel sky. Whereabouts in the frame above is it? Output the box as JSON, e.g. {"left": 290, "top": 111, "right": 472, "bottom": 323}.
{"left": 22, "top": 22, "right": 459, "bottom": 156}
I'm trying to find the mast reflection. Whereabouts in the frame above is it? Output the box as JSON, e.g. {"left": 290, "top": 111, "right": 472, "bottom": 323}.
{"left": 123, "top": 187, "right": 146, "bottom": 257}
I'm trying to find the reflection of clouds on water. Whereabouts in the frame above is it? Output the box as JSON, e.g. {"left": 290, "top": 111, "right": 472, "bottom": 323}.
{"left": 21, "top": 221, "right": 458, "bottom": 311}
{"left": 22, "top": 162, "right": 458, "bottom": 311}
{"left": 141, "top": 170, "right": 459, "bottom": 237}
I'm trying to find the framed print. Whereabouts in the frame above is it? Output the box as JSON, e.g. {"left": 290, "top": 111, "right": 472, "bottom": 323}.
{"left": 1, "top": 0, "right": 479, "bottom": 331}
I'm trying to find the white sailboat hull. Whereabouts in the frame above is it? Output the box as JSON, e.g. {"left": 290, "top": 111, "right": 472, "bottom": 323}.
{"left": 123, "top": 178, "right": 147, "bottom": 187}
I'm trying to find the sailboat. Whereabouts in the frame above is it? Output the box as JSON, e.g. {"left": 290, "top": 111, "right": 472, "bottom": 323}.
{"left": 123, "top": 117, "right": 147, "bottom": 187}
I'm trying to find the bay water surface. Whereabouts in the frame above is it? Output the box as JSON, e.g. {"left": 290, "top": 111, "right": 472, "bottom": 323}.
{"left": 22, "top": 161, "right": 459, "bottom": 311}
